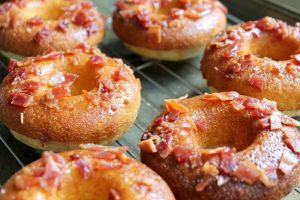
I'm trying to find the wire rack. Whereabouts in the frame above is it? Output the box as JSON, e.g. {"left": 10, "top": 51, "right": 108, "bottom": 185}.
{"left": 0, "top": 0, "right": 299, "bottom": 198}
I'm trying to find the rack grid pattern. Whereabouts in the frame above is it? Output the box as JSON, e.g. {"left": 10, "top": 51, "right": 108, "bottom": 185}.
{"left": 0, "top": 0, "right": 299, "bottom": 198}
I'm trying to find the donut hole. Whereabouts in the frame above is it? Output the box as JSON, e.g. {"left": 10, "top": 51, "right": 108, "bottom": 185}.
{"left": 245, "top": 34, "right": 299, "bottom": 61}
{"left": 63, "top": 65, "right": 98, "bottom": 96}
{"left": 22, "top": 0, "right": 65, "bottom": 21}
{"left": 196, "top": 109, "right": 258, "bottom": 152}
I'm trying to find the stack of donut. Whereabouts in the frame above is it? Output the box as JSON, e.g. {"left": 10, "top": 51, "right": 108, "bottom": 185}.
{"left": 0, "top": 0, "right": 299, "bottom": 199}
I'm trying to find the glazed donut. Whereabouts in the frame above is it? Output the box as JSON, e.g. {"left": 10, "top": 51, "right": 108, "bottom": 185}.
{"left": 140, "top": 92, "right": 300, "bottom": 200}
{"left": 201, "top": 17, "right": 300, "bottom": 116}
{"left": 0, "top": 48, "right": 141, "bottom": 151}
{"left": 113, "top": 0, "right": 227, "bottom": 61}
{"left": 0, "top": 0, "right": 105, "bottom": 56}
{"left": 0, "top": 145, "right": 175, "bottom": 200}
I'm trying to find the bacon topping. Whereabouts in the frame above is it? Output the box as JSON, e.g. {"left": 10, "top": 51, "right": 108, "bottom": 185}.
{"left": 269, "top": 113, "right": 282, "bottom": 130}
{"left": 9, "top": 92, "right": 33, "bottom": 107}
{"left": 57, "top": 20, "right": 69, "bottom": 32}
{"left": 156, "top": 141, "right": 172, "bottom": 158}
{"left": 203, "top": 91, "right": 239, "bottom": 101}
{"left": 90, "top": 55, "right": 105, "bottom": 68}
{"left": 113, "top": 68, "right": 127, "bottom": 81}
{"left": 283, "top": 132, "right": 300, "bottom": 155}
{"left": 248, "top": 75, "right": 263, "bottom": 90}
{"left": 109, "top": 188, "right": 121, "bottom": 200}
{"left": 256, "top": 17, "right": 275, "bottom": 31}
{"left": 139, "top": 139, "right": 157, "bottom": 153}
{"left": 52, "top": 84, "right": 71, "bottom": 98}
{"left": 278, "top": 151, "right": 298, "bottom": 175}
{"left": 75, "top": 159, "right": 92, "bottom": 179}
{"left": 7, "top": 59, "right": 18, "bottom": 73}
{"left": 27, "top": 17, "right": 43, "bottom": 26}
{"left": 165, "top": 99, "right": 188, "bottom": 112}
{"left": 281, "top": 115, "right": 300, "bottom": 127}
{"left": 40, "top": 152, "right": 66, "bottom": 189}
{"left": 33, "top": 28, "right": 49, "bottom": 45}
{"left": 20, "top": 81, "right": 42, "bottom": 95}
{"left": 196, "top": 118, "right": 206, "bottom": 132}
{"left": 172, "top": 146, "right": 192, "bottom": 163}
{"left": 235, "top": 160, "right": 261, "bottom": 184}
{"left": 195, "top": 175, "right": 213, "bottom": 192}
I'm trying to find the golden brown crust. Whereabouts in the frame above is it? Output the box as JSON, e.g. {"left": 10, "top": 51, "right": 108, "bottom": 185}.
{"left": 140, "top": 92, "right": 300, "bottom": 200}
{"left": 0, "top": 145, "right": 175, "bottom": 200}
{"left": 0, "top": 48, "right": 141, "bottom": 150}
{"left": 0, "top": 0, "right": 105, "bottom": 56}
{"left": 112, "top": 0, "right": 227, "bottom": 51}
{"left": 201, "top": 17, "right": 300, "bottom": 112}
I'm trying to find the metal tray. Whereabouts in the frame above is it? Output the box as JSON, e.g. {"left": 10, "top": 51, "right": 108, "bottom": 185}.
{"left": 0, "top": 0, "right": 299, "bottom": 199}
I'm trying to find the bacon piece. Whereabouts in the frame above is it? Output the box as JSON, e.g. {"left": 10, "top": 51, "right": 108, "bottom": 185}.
{"left": 33, "top": 28, "right": 49, "bottom": 45}
{"left": 12, "top": 67, "right": 26, "bottom": 80}
{"left": 74, "top": 11, "right": 90, "bottom": 26}
{"left": 278, "top": 151, "right": 298, "bottom": 175}
{"left": 40, "top": 152, "right": 66, "bottom": 189}
{"left": 202, "top": 162, "right": 219, "bottom": 176}
{"left": 256, "top": 17, "right": 275, "bottom": 31}
{"left": 148, "top": 25, "right": 162, "bottom": 43}
{"left": 203, "top": 91, "right": 239, "bottom": 101}
{"left": 113, "top": 68, "right": 127, "bottom": 81}
{"left": 109, "top": 188, "right": 120, "bottom": 200}
{"left": 184, "top": 9, "right": 201, "bottom": 20}
{"left": 196, "top": 118, "right": 206, "bottom": 132}
{"left": 75, "top": 159, "right": 92, "bottom": 179}
{"left": 269, "top": 113, "right": 282, "bottom": 130}
{"left": 284, "top": 138, "right": 300, "bottom": 155}
{"left": 223, "top": 45, "right": 238, "bottom": 59}
{"left": 164, "top": 110, "right": 180, "bottom": 122}
{"left": 235, "top": 160, "right": 261, "bottom": 184}
{"left": 139, "top": 139, "right": 157, "bottom": 153}
{"left": 241, "top": 21, "right": 255, "bottom": 31}
{"left": 7, "top": 59, "right": 18, "bottom": 73}
{"left": 281, "top": 115, "right": 300, "bottom": 127}
{"left": 156, "top": 141, "right": 172, "bottom": 158}
{"left": 9, "top": 92, "right": 33, "bottom": 107}
{"left": 170, "top": 8, "right": 184, "bottom": 19}
{"left": 257, "top": 117, "right": 270, "bottom": 129}
{"left": 172, "top": 146, "right": 192, "bottom": 163}
{"left": 57, "top": 20, "right": 69, "bottom": 32}
{"left": 52, "top": 84, "right": 71, "bottom": 98}
{"left": 0, "top": 2, "right": 13, "bottom": 15}
{"left": 248, "top": 75, "right": 263, "bottom": 90}
{"left": 70, "top": 154, "right": 81, "bottom": 160}
{"left": 90, "top": 55, "right": 105, "bottom": 68}
{"left": 219, "top": 149, "right": 238, "bottom": 175}
{"left": 27, "top": 17, "right": 43, "bottom": 26}
{"left": 195, "top": 175, "right": 214, "bottom": 192}
{"left": 20, "top": 81, "right": 42, "bottom": 95}
{"left": 230, "top": 100, "right": 245, "bottom": 111}
{"left": 165, "top": 99, "right": 188, "bottom": 113}
{"left": 98, "top": 80, "right": 114, "bottom": 94}
{"left": 63, "top": 73, "right": 78, "bottom": 85}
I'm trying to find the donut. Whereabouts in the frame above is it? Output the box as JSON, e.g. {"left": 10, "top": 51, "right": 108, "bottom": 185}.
{"left": 201, "top": 17, "right": 300, "bottom": 116}
{"left": 0, "top": 47, "right": 141, "bottom": 151}
{"left": 140, "top": 91, "right": 300, "bottom": 200}
{"left": 112, "top": 0, "right": 227, "bottom": 61}
{"left": 0, "top": 0, "right": 105, "bottom": 56}
{"left": 0, "top": 145, "right": 175, "bottom": 200}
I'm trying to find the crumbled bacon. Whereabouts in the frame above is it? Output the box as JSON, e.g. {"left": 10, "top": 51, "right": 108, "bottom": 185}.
{"left": 113, "top": 68, "right": 127, "bottom": 81}
{"left": 0, "top": 2, "right": 13, "bottom": 15}
{"left": 156, "top": 141, "right": 172, "bottom": 158}
{"left": 63, "top": 73, "right": 79, "bottom": 85}
{"left": 195, "top": 175, "right": 214, "bottom": 192}
{"left": 170, "top": 8, "right": 184, "bottom": 19}
{"left": 33, "top": 28, "right": 49, "bottom": 45}
{"left": 52, "top": 84, "right": 71, "bottom": 98}
{"left": 109, "top": 188, "right": 121, "bottom": 200}
{"left": 196, "top": 118, "right": 206, "bottom": 132}
{"left": 225, "top": 63, "right": 241, "bottom": 79}
{"left": 70, "top": 154, "right": 81, "bottom": 160}
{"left": 164, "top": 110, "right": 180, "bottom": 122}
{"left": 14, "top": 175, "right": 39, "bottom": 190}
{"left": 278, "top": 151, "right": 298, "bottom": 175}
{"left": 27, "top": 17, "right": 43, "bottom": 26}
{"left": 235, "top": 160, "right": 261, "bottom": 184}
{"left": 230, "top": 100, "right": 245, "bottom": 111}
{"left": 139, "top": 139, "right": 157, "bottom": 153}
{"left": 241, "top": 21, "right": 255, "bottom": 31}
{"left": 11, "top": 67, "right": 26, "bottom": 80}
{"left": 256, "top": 17, "right": 275, "bottom": 31}
{"left": 281, "top": 115, "right": 300, "bottom": 127}
{"left": 165, "top": 99, "right": 188, "bottom": 112}
{"left": 284, "top": 138, "right": 300, "bottom": 155}
{"left": 74, "top": 11, "right": 91, "bottom": 26}
{"left": 203, "top": 92, "right": 239, "bottom": 101}
{"left": 248, "top": 75, "right": 263, "bottom": 90}
{"left": 98, "top": 80, "right": 114, "bottom": 94}
{"left": 40, "top": 152, "right": 66, "bottom": 189}
{"left": 223, "top": 45, "right": 238, "bottom": 59}
{"left": 20, "top": 81, "right": 42, "bottom": 95}
{"left": 9, "top": 92, "right": 33, "bottom": 107}
{"left": 148, "top": 25, "right": 162, "bottom": 43}
{"left": 172, "top": 146, "right": 192, "bottom": 163}
{"left": 269, "top": 113, "right": 282, "bottom": 130}
{"left": 257, "top": 117, "right": 270, "bottom": 129}
{"left": 75, "top": 159, "right": 92, "bottom": 179}
{"left": 57, "top": 20, "right": 69, "bottom": 32}
{"left": 90, "top": 55, "right": 105, "bottom": 68}
{"left": 7, "top": 59, "right": 18, "bottom": 73}
{"left": 219, "top": 149, "right": 238, "bottom": 175}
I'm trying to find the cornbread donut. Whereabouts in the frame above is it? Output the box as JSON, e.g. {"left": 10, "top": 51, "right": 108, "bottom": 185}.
{"left": 201, "top": 17, "right": 300, "bottom": 116}
{"left": 0, "top": 0, "right": 105, "bottom": 56}
{"left": 113, "top": 0, "right": 227, "bottom": 61}
{"left": 0, "top": 48, "right": 141, "bottom": 151}
{"left": 140, "top": 92, "right": 300, "bottom": 200}
{"left": 0, "top": 145, "right": 175, "bottom": 200}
